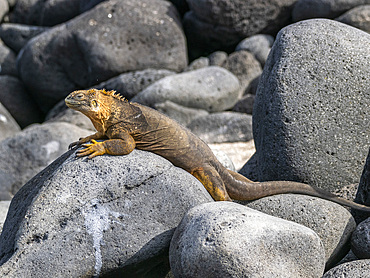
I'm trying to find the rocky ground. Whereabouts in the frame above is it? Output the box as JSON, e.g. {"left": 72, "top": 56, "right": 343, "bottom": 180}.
{"left": 0, "top": 0, "right": 369, "bottom": 277}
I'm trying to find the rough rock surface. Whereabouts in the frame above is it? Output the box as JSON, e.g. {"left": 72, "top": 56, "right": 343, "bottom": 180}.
{"left": 247, "top": 194, "right": 356, "bottom": 267}
{"left": 132, "top": 66, "right": 240, "bottom": 112}
{"left": 0, "top": 102, "right": 20, "bottom": 142}
{"left": 187, "top": 112, "right": 253, "bottom": 144}
{"left": 336, "top": 5, "right": 370, "bottom": 33}
{"left": 0, "top": 149, "right": 212, "bottom": 277}
{"left": 183, "top": 0, "right": 296, "bottom": 58}
{"left": 351, "top": 217, "right": 370, "bottom": 259}
{"left": 322, "top": 259, "right": 370, "bottom": 277}
{"left": 17, "top": 0, "right": 187, "bottom": 112}
{"left": 292, "top": 0, "right": 370, "bottom": 22}
{"left": 250, "top": 19, "right": 370, "bottom": 191}
{"left": 0, "top": 122, "right": 91, "bottom": 199}
{"left": 170, "top": 202, "right": 325, "bottom": 278}
{"left": 0, "top": 76, "right": 43, "bottom": 128}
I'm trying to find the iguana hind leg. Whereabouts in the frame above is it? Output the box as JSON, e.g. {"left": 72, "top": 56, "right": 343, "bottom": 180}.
{"left": 191, "top": 166, "right": 232, "bottom": 201}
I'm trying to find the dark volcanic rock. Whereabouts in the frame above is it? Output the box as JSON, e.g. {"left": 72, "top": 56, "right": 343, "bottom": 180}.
{"left": 0, "top": 149, "right": 212, "bottom": 277}
{"left": 9, "top": 0, "right": 98, "bottom": 26}
{"left": 0, "top": 23, "right": 49, "bottom": 53}
{"left": 183, "top": 0, "right": 296, "bottom": 59}
{"left": 249, "top": 19, "right": 370, "bottom": 192}
{"left": 17, "top": 0, "right": 187, "bottom": 113}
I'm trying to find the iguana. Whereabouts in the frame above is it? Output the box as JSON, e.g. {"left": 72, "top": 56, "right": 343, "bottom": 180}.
{"left": 65, "top": 88, "right": 370, "bottom": 212}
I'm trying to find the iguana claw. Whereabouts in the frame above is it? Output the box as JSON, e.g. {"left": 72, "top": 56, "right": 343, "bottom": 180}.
{"left": 76, "top": 139, "right": 106, "bottom": 159}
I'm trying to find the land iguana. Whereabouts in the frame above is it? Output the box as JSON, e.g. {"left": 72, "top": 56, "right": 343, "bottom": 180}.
{"left": 65, "top": 88, "right": 370, "bottom": 212}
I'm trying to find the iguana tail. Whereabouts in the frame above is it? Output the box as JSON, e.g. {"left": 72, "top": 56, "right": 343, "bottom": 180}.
{"left": 223, "top": 169, "right": 370, "bottom": 213}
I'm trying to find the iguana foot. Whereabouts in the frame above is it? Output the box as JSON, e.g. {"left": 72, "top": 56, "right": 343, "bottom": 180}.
{"left": 76, "top": 139, "right": 106, "bottom": 159}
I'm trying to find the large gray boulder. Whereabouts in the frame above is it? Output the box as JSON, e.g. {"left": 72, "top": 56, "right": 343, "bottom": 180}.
{"left": 247, "top": 194, "right": 356, "bottom": 267}
{"left": 132, "top": 66, "right": 241, "bottom": 112}
{"left": 183, "top": 0, "right": 296, "bottom": 58}
{"left": 0, "top": 149, "right": 212, "bottom": 277}
{"left": 170, "top": 201, "right": 325, "bottom": 278}
{"left": 17, "top": 0, "right": 188, "bottom": 113}
{"left": 0, "top": 122, "right": 91, "bottom": 199}
{"left": 249, "top": 19, "right": 370, "bottom": 192}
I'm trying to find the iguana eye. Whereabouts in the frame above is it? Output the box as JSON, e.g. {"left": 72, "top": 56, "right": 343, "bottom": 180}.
{"left": 91, "top": 100, "right": 98, "bottom": 108}
{"left": 75, "top": 93, "right": 84, "bottom": 99}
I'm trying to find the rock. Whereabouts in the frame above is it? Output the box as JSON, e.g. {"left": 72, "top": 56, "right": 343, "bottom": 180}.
{"left": 132, "top": 66, "right": 240, "bottom": 112}
{"left": 0, "top": 23, "right": 49, "bottom": 53}
{"left": 292, "top": 0, "right": 369, "bottom": 22}
{"left": 0, "top": 0, "right": 8, "bottom": 22}
{"left": 222, "top": 50, "right": 262, "bottom": 94}
{"left": 169, "top": 202, "right": 325, "bottom": 278}
{"left": 232, "top": 94, "right": 255, "bottom": 115}
{"left": 210, "top": 149, "right": 236, "bottom": 172}
{"left": 351, "top": 217, "right": 370, "bottom": 259}
{"left": 322, "top": 259, "right": 370, "bottom": 277}
{"left": 0, "top": 76, "right": 43, "bottom": 128}
{"left": 0, "top": 40, "right": 17, "bottom": 76}
{"left": 235, "top": 34, "right": 274, "bottom": 66}
{"left": 0, "top": 122, "right": 91, "bottom": 199}
{"left": 154, "top": 101, "right": 209, "bottom": 126}
{"left": 187, "top": 112, "right": 253, "bottom": 144}
{"left": 184, "top": 56, "right": 209, "bottom": 72}
{"left": 183, "top": 0, "right": 296, "bottom": 59}
{"left": 354, "top": 148, "right": 370, "bottom": 222}
{"left": 247, "top": 194, "right": 356, "bottom": 267}
{"left": 336, "top": 5, "right": 370, "bottom": 33}
{"left": 95, "top": 68, "right": 176, "bottom": 101}
{"left": 45, "top": 100, "right": 95, "bottom": 131}
{"left": 209, "top": 141, "right": 255, "bottom": 171}
{"left": 251, "top": 19, "right": 370, "bottom": 192}
{"left": 9, "top": 0, "right": 83, "bottom": 26}
{"left": 0, "top": 148, "right": 213, "bottom": 277}
{"left": 17, "top": 0, "right": 187, "bottom": 113}
{"left": 0, "top": 102, "right": 20, "bottom": 141}
{"left": 0, "top": 200, "right": 10, "bottom": 234}
{"left": 208, "top": 51, "right": 228, "bottom": 67}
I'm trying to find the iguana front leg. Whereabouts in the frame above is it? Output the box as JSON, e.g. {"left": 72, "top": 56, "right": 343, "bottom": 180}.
{"left": 76, "top": 132, "right": 136, "bottom": 159}
{"left": 69, "top": 132, "right": 106, "bottom": 149}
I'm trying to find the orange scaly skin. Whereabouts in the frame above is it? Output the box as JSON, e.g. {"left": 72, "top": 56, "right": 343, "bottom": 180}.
{"left": 65, "top": 89, "right": 370, "bottom": 212}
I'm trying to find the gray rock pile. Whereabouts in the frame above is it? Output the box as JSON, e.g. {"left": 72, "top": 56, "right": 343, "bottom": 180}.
{"left": 0, "top": 0, "right": 369, "bottom": 277}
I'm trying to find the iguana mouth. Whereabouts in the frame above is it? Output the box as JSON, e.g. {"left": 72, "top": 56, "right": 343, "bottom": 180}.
{"left": 65, "top": 99, "right": 81, "bottom": 108}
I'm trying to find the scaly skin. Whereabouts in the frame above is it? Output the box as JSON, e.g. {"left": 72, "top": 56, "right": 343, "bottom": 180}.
{"left": 65, "top": 89, "right": 370, "bottom": 212}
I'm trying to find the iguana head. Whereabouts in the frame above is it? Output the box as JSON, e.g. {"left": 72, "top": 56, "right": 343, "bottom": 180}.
{"left": 65, "top": 89, "right": 121, "bottom": 129}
